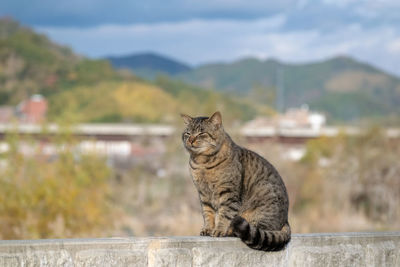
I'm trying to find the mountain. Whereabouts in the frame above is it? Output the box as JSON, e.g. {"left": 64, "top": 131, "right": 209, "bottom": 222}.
{"left": 0, "top": 18, "right": 261, "bottom": 124}
{"left": 2, "top": 17, "right": 399, "bottom": 124}
{"left": 177, "top": 56, "right": 400, "bottom": 122}
{"left": 106, "top": 53, "right": 192, "bottom": 79}
{"left": 0, "top": 17, "right": 123, "bottom": 105}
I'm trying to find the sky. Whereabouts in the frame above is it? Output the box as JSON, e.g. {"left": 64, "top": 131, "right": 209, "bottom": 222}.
{"left": 1, "top": 0, "right": 400, "bottom": 75}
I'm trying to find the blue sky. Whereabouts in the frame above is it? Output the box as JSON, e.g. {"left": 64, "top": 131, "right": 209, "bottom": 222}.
{"left": 1, "top": 0, "right": 400, "bottom": 75}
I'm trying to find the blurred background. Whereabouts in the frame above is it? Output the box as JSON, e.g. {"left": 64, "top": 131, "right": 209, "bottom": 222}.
{"left": 0, "top": 0, "right": 399, "bottom": 239}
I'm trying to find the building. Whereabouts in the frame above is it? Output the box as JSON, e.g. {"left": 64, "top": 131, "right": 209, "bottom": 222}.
{"left": 16, "top": 94, "right": 48, "bottom": 123}
{"left": 279, "top": 105, "right": 326, "bottom": 130}
{"left": 243, "top": 105, "right": 326, "bottom": 132}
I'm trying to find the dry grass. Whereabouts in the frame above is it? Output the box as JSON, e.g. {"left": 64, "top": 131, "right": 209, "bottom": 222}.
{"left": 108, "top": 129, "right": 400, "bottom": 237}
{"left": 2, "top": 128, "right": 398, "bottom": 239}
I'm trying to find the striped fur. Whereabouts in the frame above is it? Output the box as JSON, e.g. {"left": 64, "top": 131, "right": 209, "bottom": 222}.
{"left": 181, "top": 111, "right": 291, "bottom": 251}
{"left": 231, "top": 216, "right": 291, "bottom": 251}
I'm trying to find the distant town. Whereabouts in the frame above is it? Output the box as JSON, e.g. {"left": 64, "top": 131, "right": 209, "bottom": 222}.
{"left": 0, "top": 95, "right": 399, "bottom": 163}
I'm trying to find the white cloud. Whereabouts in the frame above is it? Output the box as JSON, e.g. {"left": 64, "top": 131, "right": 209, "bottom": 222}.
{"left": 387, "top": 38, "right": 400, "bottom": 53}
{"left": 322, "top": 0, "right": 358, "bottom": 8}
{"left": 37, "top": 16, "right": 400, "bottom": 76}
{"left": 37, "top": 15, "right": 287, "bottom": 60}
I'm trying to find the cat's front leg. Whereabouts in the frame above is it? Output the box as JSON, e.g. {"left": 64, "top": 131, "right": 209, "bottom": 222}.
{"left": 200, "top": 200, "right": 216, "bottom": 236}
{"left": 211, "top": 184, "right": 241, "bottom": 237}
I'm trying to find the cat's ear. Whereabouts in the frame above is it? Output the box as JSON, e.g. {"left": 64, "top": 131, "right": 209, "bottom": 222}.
{"left": 208, "top": 111, "right": 222, "bottom": 127}
{"left": 180, "top": 113, "right": 193, "bottom": 125}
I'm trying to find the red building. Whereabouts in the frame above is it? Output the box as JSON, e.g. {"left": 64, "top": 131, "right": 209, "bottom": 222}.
{"left": 17, "top": 94, "right": 48, "bottom": 123}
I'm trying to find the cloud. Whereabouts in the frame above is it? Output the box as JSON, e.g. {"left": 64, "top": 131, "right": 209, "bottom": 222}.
{"left": 37, "top": 15, "right": 400, "bottom": 76}
{"left": 2, "top": 0, "right": 397, "bottom": 75}
{"left": 0, "top": 0, "right": 293, "bottom": 26}
{"left": 37, "top": 15, "right": 287, "bottom": 61}
{"left": 387, "top": 38, "right": 400, "bottom": 53}
{"left": 2, "top": 0, "right": 400, "bottom": 29}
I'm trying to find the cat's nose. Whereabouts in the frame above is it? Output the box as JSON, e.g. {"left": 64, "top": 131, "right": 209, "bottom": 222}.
{"left": 188, "top": 136, "right": 195, "bottom": 144}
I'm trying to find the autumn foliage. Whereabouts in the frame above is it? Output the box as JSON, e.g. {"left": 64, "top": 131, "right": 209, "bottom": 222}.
{"left": 0, "top": 132, "right": 112, "bottom": 239}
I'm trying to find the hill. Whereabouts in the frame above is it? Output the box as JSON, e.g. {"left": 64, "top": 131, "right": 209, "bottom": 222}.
{"left": 49, "top": 78, "right": 266, "bottom": 124}
{"left": 177, "top": 56, "right": 400, "bottom": 122}
{"left": 3, "top": 17, "right": 399, "bottom": 124}
{"left": 0, "top": 18, "right": 261, "bottom": 124}
{"left": 106, "top": 53, "right": 192, "bottom": 79}
{"left": 0, "top": 17, "right": 125, "bottom": 105}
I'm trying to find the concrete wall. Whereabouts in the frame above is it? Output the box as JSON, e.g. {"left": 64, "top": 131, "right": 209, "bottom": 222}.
{"left": 0, "top": 232, "right": 399, "bottom": 266}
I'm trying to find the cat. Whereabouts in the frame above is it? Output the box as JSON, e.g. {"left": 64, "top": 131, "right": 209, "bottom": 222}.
{"left": 181, "top": 111, "right": 290, "bottom": 251}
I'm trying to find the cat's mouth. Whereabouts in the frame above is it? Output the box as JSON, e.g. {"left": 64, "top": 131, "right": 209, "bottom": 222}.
{"left": 188, "top": 144, "right": 204, "bottom": 150}
{"left": 186, "top": 144, "right": 209, "bottom": 153}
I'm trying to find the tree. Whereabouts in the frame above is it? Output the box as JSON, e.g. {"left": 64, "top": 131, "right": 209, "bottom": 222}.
{"left": 0, "top": 128, "right": 113, "bottom": 239}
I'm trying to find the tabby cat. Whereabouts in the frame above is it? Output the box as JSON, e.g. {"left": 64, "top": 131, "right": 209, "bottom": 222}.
{"left": 181, "top": 111, "right": 290, "bottom": 251}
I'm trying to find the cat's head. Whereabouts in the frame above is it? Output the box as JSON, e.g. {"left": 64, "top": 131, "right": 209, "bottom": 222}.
{"left": 181, "top": 111, "right": 225, "bottom": 155}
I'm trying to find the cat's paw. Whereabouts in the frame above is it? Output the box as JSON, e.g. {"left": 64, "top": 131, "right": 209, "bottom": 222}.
{"left": 225, "top": 226, "right": 234, "bottom": 236}
{"left": 200, "top": 228, "right": 212, "bottom": 236}
{"left": 211, "top": 229, "right": 224, "bottom": 237}
{"left": 210, "top": 229, "right": 229, "bottom": 237}
{"left": 211, "top": 226, "right": 234, "bottom": 237}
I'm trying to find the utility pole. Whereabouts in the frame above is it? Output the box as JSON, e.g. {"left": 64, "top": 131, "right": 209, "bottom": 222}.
{"left": 276, "top": 65, "right": 285, "bottom": 113}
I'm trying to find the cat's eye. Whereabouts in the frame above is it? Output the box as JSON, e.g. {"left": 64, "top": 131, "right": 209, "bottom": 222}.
{"left": 183, "top": 132, "right": 190, "bottom": 137}
{"left": 198, "top": 133, "right": 208, "bottom": 138}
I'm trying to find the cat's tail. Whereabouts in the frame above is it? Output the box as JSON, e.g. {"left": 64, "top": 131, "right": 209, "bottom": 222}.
{"left": 231, "top": 216, "right": 291, "bottom": 251}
